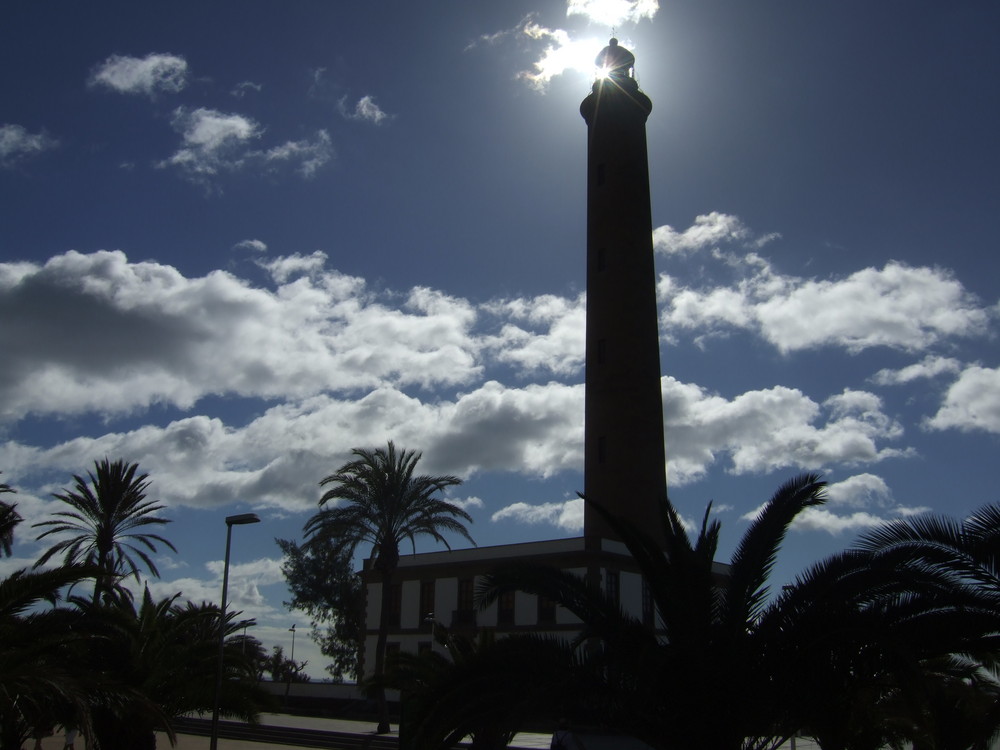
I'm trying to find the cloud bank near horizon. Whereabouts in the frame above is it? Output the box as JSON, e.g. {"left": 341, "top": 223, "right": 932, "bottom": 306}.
{"left": 2, "top": 213, "right": 997, "bottom": 538}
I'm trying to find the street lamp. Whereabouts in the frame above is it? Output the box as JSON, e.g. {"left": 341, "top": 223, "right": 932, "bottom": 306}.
{"left": 289, "top": 623, "right": 296, "bottom": 663}
{"left": 209, "top": 513, "right": 261, "bottom": 750}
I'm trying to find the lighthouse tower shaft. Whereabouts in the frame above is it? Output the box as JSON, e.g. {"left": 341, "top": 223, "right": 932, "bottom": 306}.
{"left": 580, "top": 42, "right": 667, "bottom": 545}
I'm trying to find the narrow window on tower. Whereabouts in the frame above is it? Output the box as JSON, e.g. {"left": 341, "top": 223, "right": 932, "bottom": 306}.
{"left": 596, "top": 163, "right": 606, "bottom": 186}
{"left": 605, "top": 569, "right": 620, "bottom": 605}
{"left": 598, "top": 436, "right": 606, "bottom": 464}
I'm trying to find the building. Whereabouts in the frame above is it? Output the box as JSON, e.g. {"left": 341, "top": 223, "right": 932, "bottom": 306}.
{"left": 359, "top": 39, "right": 679, "bottom": 678}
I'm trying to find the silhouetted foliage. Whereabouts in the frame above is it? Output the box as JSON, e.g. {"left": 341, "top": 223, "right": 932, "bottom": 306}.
{"left": 304, "top": 441, "right": 473, "bottom": 733}
{"left": 0, "top": 473, "right": 20, "bottom": 557}
{"left": 276, "top": 536, "right": 363, "bottom": 681}
{"left": 33, "top": 458, "right": 176, "bottom": 603}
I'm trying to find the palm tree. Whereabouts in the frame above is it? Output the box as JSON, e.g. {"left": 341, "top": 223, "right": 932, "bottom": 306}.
{"left": 477, "top": 474, "right": 830, "bottom": 750}
{"left": 75, "top": 589, "right": 271, "bottom": 750}
{"left": 304, "top": 441, "right": 474, "bottom": 733}
{"left": 0, "top": 565, "right": 106, "bottom": 750}
{"left": 33, "top": 458, "right": 176, "bottom": 604}
{"left": 385, "top": 624, "right": 586, "bottom": 750}
{"left": 0, "top": 474, "right": 20, "bottom": 557}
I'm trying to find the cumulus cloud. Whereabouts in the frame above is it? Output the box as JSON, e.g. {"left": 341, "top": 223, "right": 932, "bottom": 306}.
{"left": 159, "top": 107, "right": 261, "bottom": 175}
{"left": 0, "top": 250, "right": 482, "bottom": 421}
{"left": 339, "top": 95, "right": 391, "bottom": 125}
{"left": 664, "top": 380, "right": 909, "bottom": 485}
{"left": 870, "top": 355, "right": 964, "bottom": 386}
{"left": 741, "top": 473, "right": 926, "bottom": 535}
{"left": 0, "top": 245, "right": 929, "bottom": 523}
{"left": 481, "top": 293, "right": 585, "bottom": 375}
{"left": 0, "top": 124, "right": 58, "bottom": 167}
{"left": 158, "top": 107, "right": 332, "bottom": 181}
{"left": 654, "top": 212, "right": 762, "bottom": 255}
{"left": 88, "top": 53, "right": 188, "bottom": 96}
{"left": 825, "top": 473, "right": 894, "bottom": 509}
{"left": 658, "top": 219, "right": 991, "bottom": 354}
{"left": 491, "top": 497, "right": 584, "bottom": 532}
{"left": 926, "top": 365, "right": 1000, "bottom": 434}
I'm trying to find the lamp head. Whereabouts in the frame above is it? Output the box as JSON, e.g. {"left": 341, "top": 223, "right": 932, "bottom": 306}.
{"left": 225, "top": 513, "right": 261, "bottom": 526}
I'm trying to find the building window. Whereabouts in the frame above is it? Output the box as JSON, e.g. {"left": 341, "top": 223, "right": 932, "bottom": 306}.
{"left": 498, "top": 589, "right": 515, "bottom": 627}
{"left": 419, "top": 580, "right": 435, "bottom": 630}
{"left": 606, "top": 569, "right": 620, "bottom": 606}
{"left": 642, "top": 577, "right": 655, "bottom": 628}
{"left": 387, "top": 583, "right": 402, "bottom": 629}
{"left": 453, "top": 578, "right": 476, "bottom": 627}
{"left": 538, "top": 594, "right": 556, "bottom": 624}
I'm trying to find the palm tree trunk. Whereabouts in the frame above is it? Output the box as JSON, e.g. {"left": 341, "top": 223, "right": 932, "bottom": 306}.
{"left": 373, "top": 562, "right": 395, "bottom": 734}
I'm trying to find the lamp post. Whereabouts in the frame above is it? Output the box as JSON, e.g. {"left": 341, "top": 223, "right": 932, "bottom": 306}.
{"left": 209, "top": 513, "right": 260, "bottom": 750}
{"left": 289, "top": 623, "right": 296, "bottom": 663}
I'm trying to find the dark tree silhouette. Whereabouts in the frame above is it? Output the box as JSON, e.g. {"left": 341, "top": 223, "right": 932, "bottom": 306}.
{"left": 33, "top": 458, "right": 176, "bottom": 603}
{"left": 0, "top": 474, "right": 20, "bottom": 557}
{"left": 304, "top": 441, "right": 473, "bottom": 733}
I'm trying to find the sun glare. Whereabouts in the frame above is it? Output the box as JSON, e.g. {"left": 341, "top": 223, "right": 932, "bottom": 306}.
{"left": 531, "top": 36, "right": 608, "bottom": 84}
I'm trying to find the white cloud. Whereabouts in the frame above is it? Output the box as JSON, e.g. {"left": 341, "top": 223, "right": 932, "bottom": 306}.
{"left": 927, "top": 365, "right": 1000, "bottom": 434}
{"left": 491, "top": 497, "right": 583, "bottom": 532}
{"left": 871, "top": 355, "right": 963, "bottom": 386}
{"left": 232, "top": 81, "right": 263, "bottom": 98}
{"left": 659, "top": 222, "right": 991, "bottom": 354}
{"left": 825, "top": 472, "right": 893, "bottom": 509}
{"left": 0, "top": 379, "right": 583, "bottom": 514}
{"left": 89, "top": 53, "right": 188, "bottom": 96}
{"left": 0, "top": 250, "right": 483, "bottom": 421}
{"left": 791, "top": 507, "right": 895, "bottom": 534}
{"left": 234, "top": 239, "right": 268, "bottom": 254}
{"left": 741, "top": 473, "right": 926, "bottom": 535}
{"left": 160, "top": 107, "right": 261, "bottom": 175}
{"left": 339, "top": 95, "right": 391, "bottom": 125}
{"left": 0, "top": 124, "right": 58, "bottom": 166}
{"left": 664, "top": 380, "right": 909, "bottom": 485}
{"left": 566, "top": 0, "right": 659, "bottom": 26}
{"left": 158, "top": 108, "right": 332, "bottom": 182}
{"left": 482, "top": 293, "right": 586, "bottom": 375}
{"left": 262, "top": 131, "right": 333, "bottom": 177}
{"left": 520, "top": 25, "right": 607, "bottom": 89}
{"left": 0, "top": 239, "right": 953, "bottom": 531}
{"left": 653, "top": 212, "right": 760, "bottom": 255}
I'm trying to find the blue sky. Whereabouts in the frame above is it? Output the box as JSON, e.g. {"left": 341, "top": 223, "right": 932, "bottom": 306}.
{"left": 2, "top": 1, "right": 999, "bottom": 678}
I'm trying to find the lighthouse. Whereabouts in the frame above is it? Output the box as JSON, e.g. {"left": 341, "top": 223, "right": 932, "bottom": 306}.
{"left": 580, "top": 39, "right": 667, "bottom": 544}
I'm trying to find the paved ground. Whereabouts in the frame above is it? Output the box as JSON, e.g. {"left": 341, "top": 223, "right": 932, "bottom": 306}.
{"left": 28, "top": 719, "right": 821, "bottom": 750}
{"left": 29, "top": 714, "right": 554, "bottom": 749}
